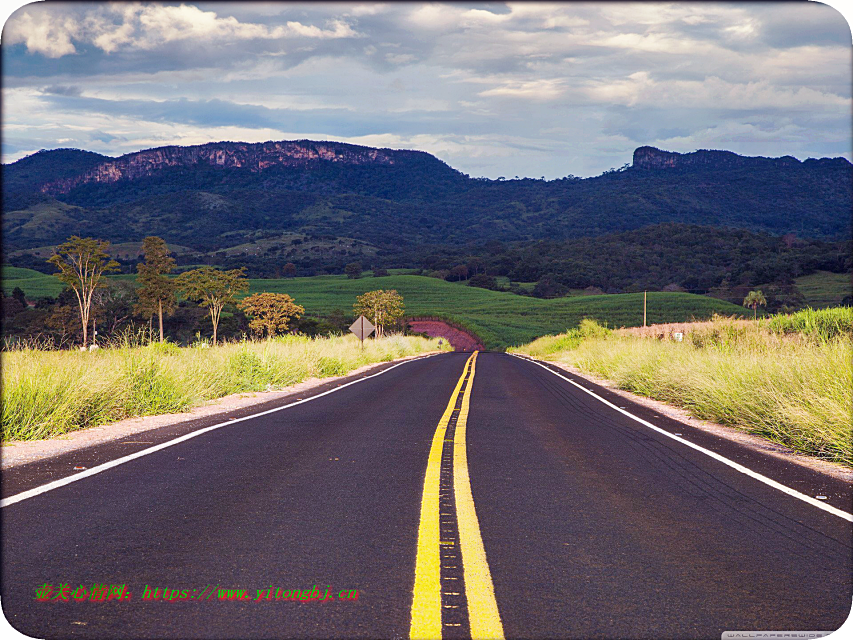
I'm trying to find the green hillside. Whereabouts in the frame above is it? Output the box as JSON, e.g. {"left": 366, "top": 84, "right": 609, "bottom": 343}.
{"left": 794, "top": 271, "right": 852, "bottom": 308}
{"left": 246, "top": 274, "right": 746, "bottom": 348}
{"left": 1, "top": 266, "right": 66, "bottom": 298}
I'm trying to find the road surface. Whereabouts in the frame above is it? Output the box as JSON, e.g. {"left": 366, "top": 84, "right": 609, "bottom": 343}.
{"left": 2, "top": 352, "right": 851, "bottom": 639}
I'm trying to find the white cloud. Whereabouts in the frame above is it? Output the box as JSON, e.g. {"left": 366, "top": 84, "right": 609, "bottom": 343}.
{"left": 3, "top": 9, "right": 80, "bottom": 58}
{"left": 3, "top": 3, "right": 360, "bottom": 58}
{"left": 583, "top": 72, "right": 848, "bottom": 111}
{"left": 385, "top": 53, "right": 416, "bottom": 65}
{"left": 479, "top": 78, "right": 565, "bottom": 100}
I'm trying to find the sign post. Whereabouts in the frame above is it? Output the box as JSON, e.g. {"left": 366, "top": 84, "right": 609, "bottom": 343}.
{"left": 349, "top": 315, "right": 375, "bottom": 349}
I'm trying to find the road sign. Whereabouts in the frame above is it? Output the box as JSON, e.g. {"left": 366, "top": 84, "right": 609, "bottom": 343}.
{"left": 349, "top": 315, "right": 375, "bottom": 345}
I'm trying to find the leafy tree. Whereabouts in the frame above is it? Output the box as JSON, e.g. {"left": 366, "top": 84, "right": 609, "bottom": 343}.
{"left": 283, "top": 262, "right": 297, "bottom": 278}
{"left": 448, "top": 265, "right": 469, "bottom": 281}
{"left": 532, "top": 275, "right": 567, "bottom": 299}
{"left": 468, "top": 274, "right": 499, "bottom": 290}
{"left": 466, "top": 257, "right": 485, "bottom": 276}
{"left": 135, "top": 236, "right": 176, "bottom": 342}
{"left": 1, "top": 289, "right": 26, "bottom": 320}
{"left": 354, "top": 289, "right": 404, "bottom": 338}
{"left": 11, "top": 287, "right": 26, "bottom": 307}
{"left": 373, "top": 268, "right": 389, "bottom": 277}
{"left": 238, "top": 292, "right": 304, "bottom": 339}
{"left": 93, "top": 280, "right": 138, "bottom": 337}
{"left": 344, "top": 262, "right": 363, "bottom": 279}
{"left": 47, "top": 236, "right": 119, "bottom": 347}
{"left": 176, "top": 266, "right": 248, "bottom": 345}
{"left": 743, "top": 290, "right": 767, "bottom": 319}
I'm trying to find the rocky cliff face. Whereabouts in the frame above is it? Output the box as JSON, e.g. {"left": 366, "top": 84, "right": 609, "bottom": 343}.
{"left": 40, "top": 140, "right": 398, "bottom": 195}
{"left": 633, "top": 146, "right": 812, "bottom": 170}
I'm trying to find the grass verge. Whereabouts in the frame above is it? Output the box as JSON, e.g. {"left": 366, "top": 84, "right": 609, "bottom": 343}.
{"left": 510, "top": 310, "right": 853, "bottom": 466}
{"left": 2, "top": 334, "right": 446, "bottom": 442}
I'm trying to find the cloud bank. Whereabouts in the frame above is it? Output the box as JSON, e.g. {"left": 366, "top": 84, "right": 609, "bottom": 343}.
{"left": 2, "top": 1, "right": 850, "bottom": 178}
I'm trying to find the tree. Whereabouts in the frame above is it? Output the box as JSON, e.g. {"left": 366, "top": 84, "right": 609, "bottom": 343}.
{"left": 466, "top": 257, "right": 485, "bottom": 276}
{"left": 47, "top": 236, "right": 119, "bottom": 347}
{"left": 283, "top": 263, "right": 297, "bottom": 278}
{"left": 468, "top": 274, "right": 499, "bottom": 290}
{"left": 344, "top": 262, "right": 363, "bottom": 279}
{"left": 373, "top": 268, "right": 389, "bottom": 277}
{"left": 135, "top": 236, "right": 176, "bottom": 342}
{"left": 176, "top": 267, "right": 248, "bottom": 345}
{"left": 238, "top": 292, "right": 304, "bottom": 339}
{"left": 448, "top": 264, "right": 469, "bottom": 281}
{"left": 93, "top": 281, "right": 138, "bottom": 337}
{"left": 353, "top": 289, "right": 404, "bottom": 338}
{"left": 11, "top": 287, "right": 27, "bottom": 307}
{"left": 743, "top": 290, "right": 767, "bottom": 319}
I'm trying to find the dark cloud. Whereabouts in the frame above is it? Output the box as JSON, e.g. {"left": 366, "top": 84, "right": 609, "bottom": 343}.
{"left": 41, "top": 85, "right": 82, "bottom": 96}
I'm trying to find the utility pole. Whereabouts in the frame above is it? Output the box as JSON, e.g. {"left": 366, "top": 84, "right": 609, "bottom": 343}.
{"left": 643, "top": 291, "right": 647, "bottom": 327}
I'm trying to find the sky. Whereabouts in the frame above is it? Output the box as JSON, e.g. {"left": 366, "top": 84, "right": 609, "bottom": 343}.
{"left": 2, "top": 1, "right": 851, "bottom": 178}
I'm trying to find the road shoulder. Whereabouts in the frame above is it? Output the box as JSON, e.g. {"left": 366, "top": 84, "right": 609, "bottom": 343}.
{"left": 524, "top": 356, "right": 853, "bottom": 483}
{"left": 1, "top": 351, "right": 441, "bottom": 473}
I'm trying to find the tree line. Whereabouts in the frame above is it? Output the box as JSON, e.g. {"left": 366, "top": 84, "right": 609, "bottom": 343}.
{"left": 2, "top": 235, "right": 406, "bottom": 349}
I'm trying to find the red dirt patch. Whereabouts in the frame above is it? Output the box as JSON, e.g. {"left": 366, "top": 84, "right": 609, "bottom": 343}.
{"left": 408, "top": 320, "right": 484, "bottom": 352}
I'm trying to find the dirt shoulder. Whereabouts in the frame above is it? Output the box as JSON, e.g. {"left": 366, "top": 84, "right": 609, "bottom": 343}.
{"left": 408, "top": 320, "right": 484, "bottom": 351}
{"left": 537, "top": 358, "right": 853, "bottom": 483}
{"left": 1, "top": 351, "right": 440, "bottom": 470}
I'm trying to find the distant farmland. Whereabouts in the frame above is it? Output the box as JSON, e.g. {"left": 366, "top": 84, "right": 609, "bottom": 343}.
{"left": 245, "top": 274, "right": 747, "bottom": 348}
{"left": 3, "top": 268, "right": 747, "bottom": 349}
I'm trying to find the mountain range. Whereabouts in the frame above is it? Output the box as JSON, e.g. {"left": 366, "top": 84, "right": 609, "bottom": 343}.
{"left": 3, "top": 140, "right": 851, "bottom": 269}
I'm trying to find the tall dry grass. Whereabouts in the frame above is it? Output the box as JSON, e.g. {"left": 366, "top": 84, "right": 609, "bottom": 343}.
{"left": 2, "top": 334, "right": 446, "bottom": 441}
{"left": 511, "top": 309, "right": 853, "bottom": 465}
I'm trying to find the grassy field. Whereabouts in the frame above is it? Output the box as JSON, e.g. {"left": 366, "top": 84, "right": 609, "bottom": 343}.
{"left": 3, "top": 268, "right": 747, "bottom": 348}
{"left": 2, "top": 333, "right": 446, "bottom": 442}
{"left": 1, "top": 266, "right": 66, "bottom": 298}
{"left": 246, "top": 274, "right": 748, "bottom": 349}
{"left": 511, "top": 308, "right": 853, "bottom": 466}
{"left": 794, "top": 270, "right": 851, "bottom": 308}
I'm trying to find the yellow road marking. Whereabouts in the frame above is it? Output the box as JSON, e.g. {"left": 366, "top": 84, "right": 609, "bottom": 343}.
{"left": 410, "top": 353, "right": 474, "bottom": 640}
{"left": 410, "top": 352, "right": 504, "bottom": 639}
{"left": 454, "top": 352, "right": 504, "bottom": 639}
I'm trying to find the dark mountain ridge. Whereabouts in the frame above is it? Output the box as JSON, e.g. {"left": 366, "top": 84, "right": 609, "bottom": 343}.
{"left": 632, "top": 146, "right": 851, "bottom": 171}
{"left": 3, "top": 141, "right": 851, "bottom": 256}
{"left": 35, "top": 139, "right": 460, "bottom": 196}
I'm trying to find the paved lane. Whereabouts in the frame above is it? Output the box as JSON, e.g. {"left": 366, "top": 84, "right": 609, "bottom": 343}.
{"left": 468, "top": 352, "right": 852, "bottom": 639}
{"left": 2, "top": 350, "right": 851, "bottom": 639}
{"left": 2, "top": 353, "right": 470, "bottom": 639}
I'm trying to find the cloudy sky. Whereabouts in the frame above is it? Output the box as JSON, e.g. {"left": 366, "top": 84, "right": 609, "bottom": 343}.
{"left": 2, "top": 1, "right": 851, "bottom": 178}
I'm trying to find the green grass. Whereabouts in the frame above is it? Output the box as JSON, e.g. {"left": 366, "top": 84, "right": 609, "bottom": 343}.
{"left": 512, "top": 309, "right": 853, "bottom": 466}
{"left": 795, "top": 271, "right": 852, "bottom": 308}
{"left": 247, "top": 275, "right": 747, "bottom": 349}
{"left": 2, "top": 333, "right": 446, "bottom": 441}
{"left": 1, "top": 266, "right": 66, "bottom": 298}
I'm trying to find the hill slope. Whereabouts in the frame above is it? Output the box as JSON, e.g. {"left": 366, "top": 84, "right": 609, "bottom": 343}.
{"left": 3, "top": 142, "right": 850, "bottom": 255}
{"left": 245, "top": 274, "right": 748, "bottom": 348}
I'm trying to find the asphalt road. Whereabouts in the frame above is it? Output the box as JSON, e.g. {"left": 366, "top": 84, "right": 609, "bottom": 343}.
{"left": 2, "top": 351, "right": 851, "bottom": 639}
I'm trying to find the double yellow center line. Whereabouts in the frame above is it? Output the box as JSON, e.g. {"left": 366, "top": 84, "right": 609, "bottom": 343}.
{"left": 410, "top": 352, "right": 504, "bottom": 639}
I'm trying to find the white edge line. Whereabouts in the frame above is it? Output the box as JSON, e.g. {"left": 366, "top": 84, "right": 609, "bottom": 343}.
{"left": 1, "top": 353, "right": 442, "bottom": 509}
{"left": 509, "top": 353, "right": 853, "bottom": 523}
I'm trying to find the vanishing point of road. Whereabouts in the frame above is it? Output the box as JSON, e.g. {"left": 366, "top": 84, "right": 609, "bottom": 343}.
{"left": 3, "top": 352, "right": 851, "bottom": 639}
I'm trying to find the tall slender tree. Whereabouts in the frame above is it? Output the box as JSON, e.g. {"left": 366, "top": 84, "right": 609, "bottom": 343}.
{"left": 176, "top": 267, "right": 248, "bottom": 345}
{"left": 743, "top": 290, "right": 767, "bottom": 320}
{"left": 135, "top": 236, "right": 176, "bottom": 342}
{"left": 47, "top": 236, "right": 119, "bottom": 348}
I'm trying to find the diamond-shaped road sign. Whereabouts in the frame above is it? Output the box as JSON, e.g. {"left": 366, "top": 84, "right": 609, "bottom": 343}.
{"left": 349, "top": 315, "right": 375, "bottom": 342}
